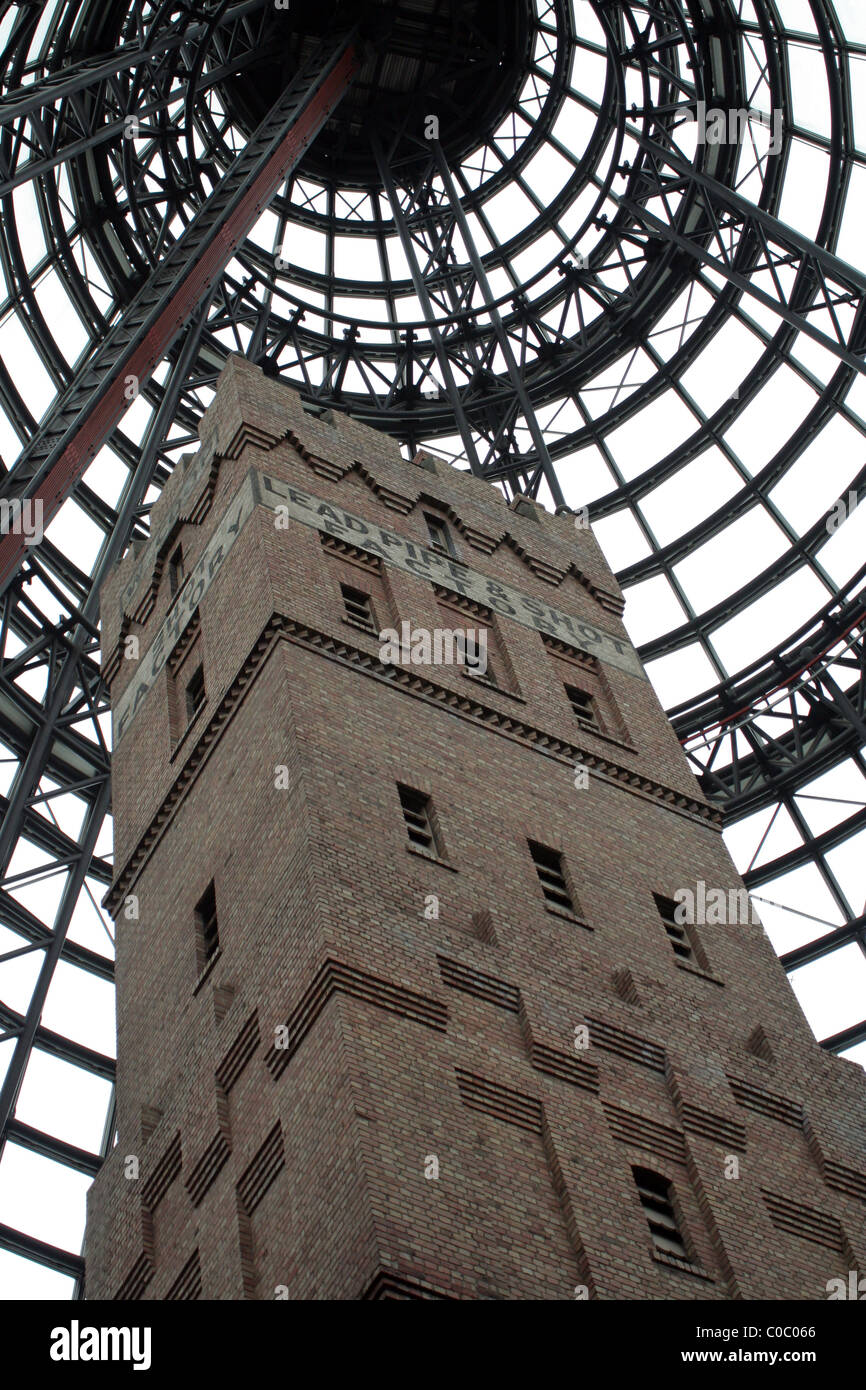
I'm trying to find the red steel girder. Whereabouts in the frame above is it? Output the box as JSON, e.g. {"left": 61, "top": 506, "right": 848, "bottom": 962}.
{"left": 0, "top": 38, "right": 359, "bottom": 593}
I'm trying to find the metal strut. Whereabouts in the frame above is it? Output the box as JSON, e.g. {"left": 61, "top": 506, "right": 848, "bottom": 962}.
{"left": 0, "top": 0, "right": 266, "bottom": 130}
{"left": 431, "top": 142, "right": 567, "bottom": 511}
{"left": 0, "top": 30, "right": 359, "bottom": 595}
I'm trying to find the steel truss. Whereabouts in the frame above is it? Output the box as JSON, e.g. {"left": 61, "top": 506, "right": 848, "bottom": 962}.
{"left": 0, "top": 0, "right": 862, "bottom": 1289}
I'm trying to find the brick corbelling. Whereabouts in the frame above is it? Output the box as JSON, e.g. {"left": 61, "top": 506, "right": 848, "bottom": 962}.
{"left": 354, "top": 463, "right": 415, "bottom": 516}
{"left": 104, "top": 617, "right": 285, "bottom": 913}
{"left": 371, "top": 471, "right": 622, "bottom": 613}
{"left": 102, "top": 644, "right": 123, "bottom": 689}
{"left": 437, "top": 955, "right": 520, "bottom": 1011}
{"left": 185, "top": 1132, "right": 231, "bottom": 1208}
{"left": 803, "top": 1116, "right": 866, "bottom": 1203}
{"left": 727, "top": 1075, "right": 804, "bottom": 1129}
{"left": 319, "top": 533, "right": 382, "bottom": 572}
{"left": 106, "top": 429, "right": 621, "bottom": 668}
{"left": 165, "top": 1249, "right": 202, "bottom": 1301}
{"left": 679, "top": 1104, "right": 747, "bottom": 1152}
{"left": 540, "top": 1113, "right": 598, "bottom": 1297}
{"left": 166, "top": 612, "right": 201, "bottom": 677}
{"left": 286, "top": 428, "right": 346, "bottom": 482}
{"left": 452, "top": 1071, "right": 589, "bottom": 1287}
{"left": 518, "top": 995, "right": 600, "bottom": 1093}
{"left": 612, "top": 967, "right": 641, "bottom": 1005}
{"left": 220, "top": 422, "right": 285, "bottom": 461}
{"left": 761, "top": 1189, "right": 845, "bottom": 1252}
{"left": 140, "top": 1131, "right": 182, "bottom": 1213}
{"left": 603, "top": 1102, "right": 688, "bottom": 1164}
{"left": 683, "top": 1156, "right": 742, "bottom": 1299}
{"left": 542, "top": 633, "right": 600, "bottom": 671}
{"left": 105, "top": 613, "right": 721, "bottom": 912}
{"left": 141, "top": 1207, "right": 154, "bottom": 1263}
{"left": 105, "top": 450, "right": 222, "bottom": 658}
{"left": 342, "top": 453, "right": 618, "bottom": 608}
{"left": 236, "top": 1123, "right": 284, "bottom": 1216}
{"left": 90, "top": 362, "right": 866, "bottom": 1302}
{"left": 268, "top": 958, "right": 448, "bottom": 1080}
{"left": 113, "top": 1251, "right": 153, "bottom": 1302}
{"left": 237, "top": 1203, "right": 257, "bottom": 1300}
{"left": 361, "top": 1271, "right": 460, "bottom": 1300}
{"left": 286, "top": 643, "right": 696, "bottom": 832}
{"left": 824, "top": 1162, "right": 866, "bottom": 1204}
{"left": 215, "top": 1009, "right": 261, "bottom": 1094}
{"left": 455, "top": 1068, "right": 544, "bottom": 1134}
{"left": 529, "top": 1041, "right": 600, "bottom": 1094}
{"left": 585, "top": 1015, "right": 667, "bottom": 1074}
{"left": 432, "top": 583, "right": 500, "bottom": 622}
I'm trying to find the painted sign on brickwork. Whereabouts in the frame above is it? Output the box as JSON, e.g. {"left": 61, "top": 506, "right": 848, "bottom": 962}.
{"left": 259, "top": 474, "right": 643, "bottom": 678}
{"left": 114, "top": 469, "right": 644, "bottom": 741}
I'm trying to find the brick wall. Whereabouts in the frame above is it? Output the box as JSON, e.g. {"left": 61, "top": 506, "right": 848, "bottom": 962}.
{"left": 85, "top": 355, "right": 866, "bottom": 1300}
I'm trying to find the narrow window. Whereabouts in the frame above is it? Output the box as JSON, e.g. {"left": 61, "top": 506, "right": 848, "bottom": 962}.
{"left": 195, "top": 881, "right": 219, "bottom": 968}
{"left": 424, "top": 513, "right": 455, "bottom": 557}
{"left": 398, "top": 784, "right": 439, "bottom": 857}
{"left": 529, "top": 841, "right": 575, "bottom": 914}
{"left": 664, "top": 921, "right": 693, "bottom": 962}
{"left": 341, "top": 583, "right": 376, "bottom": 632}
{"left": 566, "top": 684, "right": 599, "bottom": 730}
{"left": 464, "top": 632, "right": 496, "bottom": 686}
{"left": 633, "top": 1168, "right": 688, "bottom": 1259}
{"left": 168, "top": 544, "right": 185, "bottom": 598}
{"left": 437, "top": 591, "right": 513, "bottom": 691}
{"left": 185, "top": 664, "right": 206, "bottom": 724}
{"left": 655, "top": 894, "right": 699, "bottom": 966}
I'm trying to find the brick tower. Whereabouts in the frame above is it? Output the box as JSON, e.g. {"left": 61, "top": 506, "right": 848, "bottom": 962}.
{"left": 85, "top": 355, "right": 866, "bottom": 1301}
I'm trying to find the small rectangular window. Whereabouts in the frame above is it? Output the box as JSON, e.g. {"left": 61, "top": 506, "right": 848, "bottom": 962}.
{"left": 566, "top": 684, "right": 599, "bottom": 730}
{"left": 464, "top": 633, "right": 496, "bottom": 686}
{"left": 341, "top": 583, "right": 376, "bottom": 632}
{"left": 529, "top": 841, "right": 575, "bottom": 914}
{"left": 436, "top": 590, "right": 514, "bottom": 692}
{"left": 195, "top": 881, "right": 219, "bottom": 967}
{"left": 424, "top": 513, "right": 455, "bottom": 557}
{"left": 655, "top": 894, "right": 699, "bottom": 966}
{"left": 633, "top": 1168, "right": 689, "bottom": 1259}
{"left": 185, "top": 665, "right": 206, "bottom": 724}
{"left": 664, "top": 920, "right": 693, "bottom": 961}
{"left": 398, "top": 784, "right": 440, "bottom": 858}
{"left": 169, "top": 544, "right": 185, "bottom": 598}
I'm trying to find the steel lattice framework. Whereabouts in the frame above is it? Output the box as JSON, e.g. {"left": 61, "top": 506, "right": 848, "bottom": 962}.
{"left": 0, "top": 0, "right": 863, "bottom": 1295}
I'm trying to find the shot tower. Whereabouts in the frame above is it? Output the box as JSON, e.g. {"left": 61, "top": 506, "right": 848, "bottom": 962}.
{"left": 84, "top": 357, "right": 866, "bottom": 1299}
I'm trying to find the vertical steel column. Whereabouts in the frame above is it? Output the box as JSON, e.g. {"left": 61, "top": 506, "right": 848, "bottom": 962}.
{"left": 372, "top": 134, "right": 485, "bottom": 477}
{"left": 0, "top": 33, "right": 360, "bottom": 594}
{"left": 0, "top": 301, "right": 212, "bottom": 1165}
{"left": 431, "top": 141, "right": 567, "bottom": 510}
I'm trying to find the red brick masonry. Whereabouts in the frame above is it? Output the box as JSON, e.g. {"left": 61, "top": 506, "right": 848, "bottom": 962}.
{"left": 85, "top": 355, "right": 866, "bottom": 1300}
